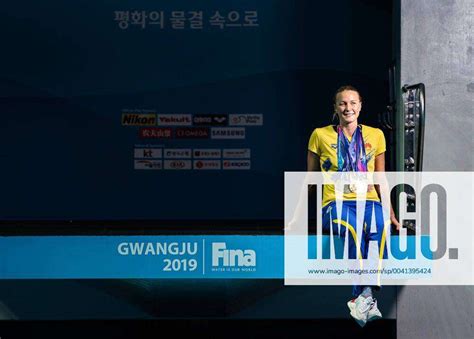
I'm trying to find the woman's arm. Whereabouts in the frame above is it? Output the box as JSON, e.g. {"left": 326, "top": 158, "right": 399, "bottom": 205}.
{"left": 374, "top": 152, "right": 401, "bottom": 230}
{"left": 307, "top": 151, "right": 321, "bottom": 171}
{"left": 307, "top": 151, "right": 320, "bottom": 196}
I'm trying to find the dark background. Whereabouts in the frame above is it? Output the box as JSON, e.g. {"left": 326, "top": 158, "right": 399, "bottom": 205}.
{"left": 0, "top": 0, "right": 393, "bottom": 229}
{"left": 0, "top": 1, "right": 395, "bottom": 337}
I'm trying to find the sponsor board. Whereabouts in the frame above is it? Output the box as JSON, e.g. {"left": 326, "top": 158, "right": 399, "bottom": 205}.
{"left": 223, "top": 160, "right": 251, "bottom": 170}
{"left": 139, "top": 128, "right": 173, "bottom": 139}
{"left": 211, "top": 128, "right": 245, "bottom": 139}
{"left": 193, "top": 160, "right": 221, "bottom": 170}
{"left": 193, "top": 149, "right": 221, "bottom": 159}
{"left": 134, "top": 148, "right": 162, "bottom": 159}
{"left": 122, "top": 113, "right": 156, "bottom": 126}
{"left": 223, "top": 149, "right": 251, "bottom": 158}
{"left": 175, "top": 128, "right": 210, "bottom": 139}
{"left": 193, "top": 114, "right": 228, "bottom": 126}
{"left": 157, "top": 114, "right": 192, "bottom": 126}
{"left": 164, "top": 160, "right": 192, "bottom": 170}
{"left": 229, "top": 114, "right": 263, "bottom": 126}
{"left": 134, "top": 160, "right": 162, "bottom": 170}
{"left": 164, "top": 149, "right": 192, "bottom": 159}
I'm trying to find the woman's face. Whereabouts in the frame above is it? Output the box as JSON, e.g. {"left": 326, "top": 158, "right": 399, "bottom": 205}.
{"left": 334, "top": 90, "right": 362, "bottom": 125}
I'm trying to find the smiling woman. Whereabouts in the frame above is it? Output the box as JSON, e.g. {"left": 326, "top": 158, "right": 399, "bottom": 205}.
{"left": 307, "top": 85, "right": 400, "bottom": 327}
{"left": 333, "top": 85, "right": 363, "bottom": 125}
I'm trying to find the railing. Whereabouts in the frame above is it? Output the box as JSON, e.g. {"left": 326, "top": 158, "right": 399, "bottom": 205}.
{"left": 402, "top": 83, "right": 425, "bottom": 171}
{"left": 401, "top": 83, "right": 426, "bottom": 232}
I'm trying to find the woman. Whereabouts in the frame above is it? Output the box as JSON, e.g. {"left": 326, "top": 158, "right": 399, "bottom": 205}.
{"left": 307, "top": 85, "right": 401, "bottom": 327}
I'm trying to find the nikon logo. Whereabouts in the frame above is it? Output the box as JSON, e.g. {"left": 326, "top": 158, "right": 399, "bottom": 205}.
{"left": 212, "top": 242, "right": 256, "bottom": 267}
{"left": 122, "top": 114, "right": 156, "bottom": 126}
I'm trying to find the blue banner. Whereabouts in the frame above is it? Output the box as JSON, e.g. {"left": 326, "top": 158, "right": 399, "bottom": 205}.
{"left": 0, "top": 235, "right": 423, "bottom": 279}
{"left": 0, "top": 235, "right": 282, "bottom": 279}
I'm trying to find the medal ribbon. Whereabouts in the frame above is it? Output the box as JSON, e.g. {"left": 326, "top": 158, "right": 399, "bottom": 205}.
{"left": 337, "top": 125, "right": 368, "bottom": 172}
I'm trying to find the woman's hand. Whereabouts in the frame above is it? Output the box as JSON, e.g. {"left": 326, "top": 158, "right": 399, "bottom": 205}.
{"left": 374, "top": 152, "right": 402, "bottom": 231}
{"left": 390, "top": 212, "right": 402, "bottom": 231}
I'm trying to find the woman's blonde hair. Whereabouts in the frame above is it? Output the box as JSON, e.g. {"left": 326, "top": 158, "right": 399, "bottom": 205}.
{"left": 333, "top": 85, "right": 363, "bottom": 103}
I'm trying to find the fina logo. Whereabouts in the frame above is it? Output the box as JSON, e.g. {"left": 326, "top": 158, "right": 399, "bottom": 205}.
{"left": 212, "top": 242, "right": 256, "bottom": 267}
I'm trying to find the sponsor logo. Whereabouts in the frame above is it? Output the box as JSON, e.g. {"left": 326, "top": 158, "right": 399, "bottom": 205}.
{"left": 193, "top": 114, "right": 228, "bottom": 126}
{"left": 229, "top": 114, "right": 263, "bottom": 126}
{"left": 175, "top": 128, "right": 210, "bottom": 139}
{"left": 212, "top": 242, "right": 256, "bottom": 267}
{"left": 164, "top": 160, "right": 192, "bottom": 170}
{"left": 223, "top": 149, "right": 251, "bottom": 158}
{"left": 223, "top": 160, "right": 251, "bottom": 170}
{"left": 122, "top": 114, "right": 156, "bottom": 126}
{"left": 211, "top": 128, "right": 245, "bottom": 139}
{"left": 193, "top": 149, "right": 221, "bottom": 159}
{"left": 193, "top": 160, "right": 221, "bottom": 170}
{"left": 164, "top": 149, "right": 192, "bottom": 159}
{"left": 135, "top": 144, "right": 164, "bottom": 148}
{"left": 134, "top": 148, "right": 162, "bottom": 159}
{"left": 156, "top": 114, "right": 192, "bottom": 126}
{"left": 139, "top": 128, "right": 173, "bottom": 139}
{"left": 134, "top": 160, "right": 162, "bottom": 170}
